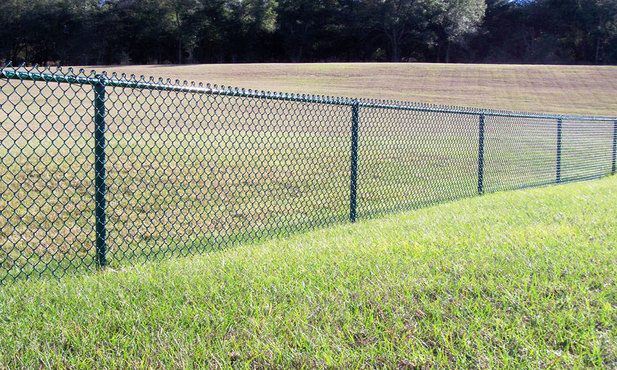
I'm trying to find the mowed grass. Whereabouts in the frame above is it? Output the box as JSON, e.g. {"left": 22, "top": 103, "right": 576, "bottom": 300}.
{"left": 86, "top": 63, "right": 617, "bottom": 117}
{"left": 0, "top": 176, "right": 616, "bottom": 367}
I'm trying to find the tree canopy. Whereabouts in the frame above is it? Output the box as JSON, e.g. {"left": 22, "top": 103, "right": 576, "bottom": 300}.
{"left": 2, "top": 0, "right": 617, "bottom": 65}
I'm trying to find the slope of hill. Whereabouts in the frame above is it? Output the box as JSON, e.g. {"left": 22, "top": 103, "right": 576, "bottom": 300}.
{"left": 85, "top": 63, "right": 617, "bottom": 117}
{"left": 1, "top": 176, "right": 616, "bottom": 367}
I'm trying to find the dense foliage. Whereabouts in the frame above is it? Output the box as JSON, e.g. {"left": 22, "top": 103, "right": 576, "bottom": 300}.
{"left": 2, "top": 0, "right": 617, "bottom": 65}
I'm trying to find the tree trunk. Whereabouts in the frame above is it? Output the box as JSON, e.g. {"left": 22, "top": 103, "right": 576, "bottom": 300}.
{"left": 386, "top": 29, "right": 401, "bottom": 62}
{"left": 175, "top": 8, "right": 182, "bottom": 64}
{"left": 178, "top": 38, "right": 182, "bottom": 64}
{"left": 392, "top": 42, "right": 400, "bottom": 62}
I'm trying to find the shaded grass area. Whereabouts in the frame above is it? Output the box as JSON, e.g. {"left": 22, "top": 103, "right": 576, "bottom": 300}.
{"left": 1, "top": 176, "right": 616, "bottom": 367}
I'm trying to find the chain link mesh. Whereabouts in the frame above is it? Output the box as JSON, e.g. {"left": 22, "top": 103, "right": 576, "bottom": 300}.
{"left": 1, "top": 64, "right": 616, "bottom": 283}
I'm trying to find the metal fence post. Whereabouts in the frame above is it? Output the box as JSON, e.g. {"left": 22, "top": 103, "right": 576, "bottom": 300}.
{"left": 477, "top": 114, "right": 485, "bottom": 195}
{"left": 611, "top": 121, "right": 617, "bottom": 175}
{"left": 94, "top": 77, "right": 108, "bottom": 267}
{"left": 556, "top": 118, "right": 562, "bottom": 183}
{"left": 349, "top": 101, "right": 360, "bottom": 222}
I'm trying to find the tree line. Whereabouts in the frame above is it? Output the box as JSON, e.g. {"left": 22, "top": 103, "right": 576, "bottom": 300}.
{"left": 1, "top": 0, "right": 617, "bottom": 65}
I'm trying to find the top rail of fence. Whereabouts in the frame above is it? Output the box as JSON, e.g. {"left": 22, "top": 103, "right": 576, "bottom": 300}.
{"left": 1, "top": 63, "right": 616, "bottom": 122}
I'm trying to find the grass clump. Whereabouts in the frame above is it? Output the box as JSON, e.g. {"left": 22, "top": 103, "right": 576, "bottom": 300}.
{"left": 1, "top": 176, "right": 616, "bottom": 367}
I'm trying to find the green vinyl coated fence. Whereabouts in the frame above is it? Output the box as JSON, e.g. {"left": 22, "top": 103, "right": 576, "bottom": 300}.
{"left": 1, "top": 64, "right": 616, "bottom": 283}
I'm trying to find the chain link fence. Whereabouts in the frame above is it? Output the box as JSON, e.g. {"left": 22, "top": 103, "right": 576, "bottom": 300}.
{"left": 1, "top": 64, "right": 616, "bottom": 283}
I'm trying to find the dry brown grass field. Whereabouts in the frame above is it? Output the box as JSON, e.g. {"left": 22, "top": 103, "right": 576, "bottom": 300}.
{"left": 84, "top": 63, "right": 617, "bottom": 117}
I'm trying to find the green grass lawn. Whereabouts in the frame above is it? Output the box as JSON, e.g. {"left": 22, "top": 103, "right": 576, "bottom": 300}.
{"left": 1, "top": 176, "right": 615, "bottom": 368}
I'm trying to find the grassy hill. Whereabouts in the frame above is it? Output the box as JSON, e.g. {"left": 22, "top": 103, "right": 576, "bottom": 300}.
{"left": 1, "top": 176, "right": 615, "bottom": 367}
{"left": 85, "top": 63, "right": 617, "bottom": 117}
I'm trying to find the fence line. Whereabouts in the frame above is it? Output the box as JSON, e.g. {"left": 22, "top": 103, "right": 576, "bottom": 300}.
{"left": 1, "top": 64, "right": 616, "bottom": 282}
{"left": 477, "top": 114, "right": 486, "bottom": 195}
